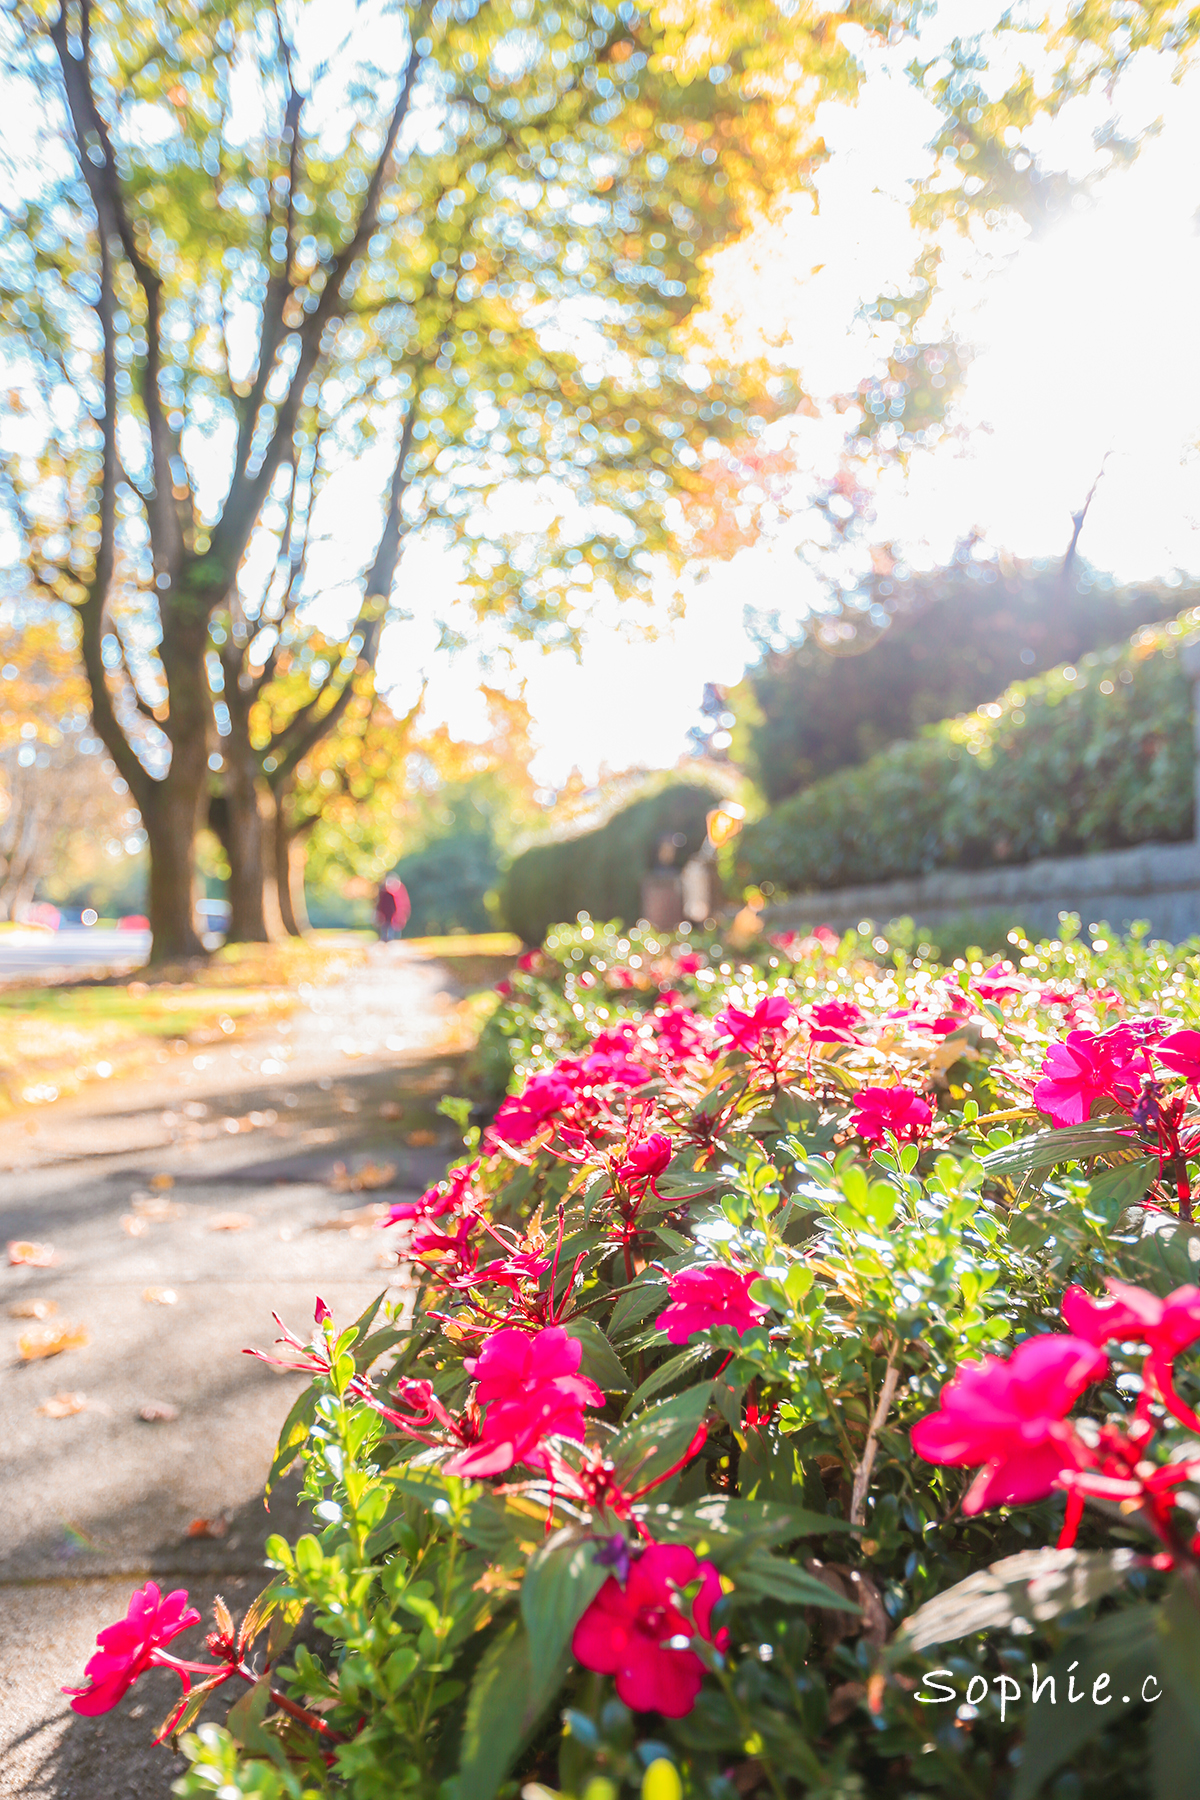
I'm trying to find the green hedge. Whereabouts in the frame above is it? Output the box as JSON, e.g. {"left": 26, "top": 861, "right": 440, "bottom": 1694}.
{"left": 497, "top": 780, "right": 717, "bottom": 944}
{"left": 740, "top": 617, "right": 1197, "bottom": 894}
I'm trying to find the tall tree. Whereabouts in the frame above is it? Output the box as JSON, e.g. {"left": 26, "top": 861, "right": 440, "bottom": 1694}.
{"left": 2, "top": 0, "right": 874, "bottom": 961}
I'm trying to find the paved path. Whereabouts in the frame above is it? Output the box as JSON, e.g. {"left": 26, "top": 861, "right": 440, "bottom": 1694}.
{"left": 0, "top": 930, "right": 151, "bottom": 980}
{"left": 0, "top": 945, "right": 476, "bottom": 1798}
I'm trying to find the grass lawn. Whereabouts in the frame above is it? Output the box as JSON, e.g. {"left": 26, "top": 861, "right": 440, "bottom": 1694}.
{"left": 0, "top": 936, "right": 369, "bottom": 1113}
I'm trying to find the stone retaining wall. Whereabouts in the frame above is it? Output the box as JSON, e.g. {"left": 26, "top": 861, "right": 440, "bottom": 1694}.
{"left": 764, "top": 839, "right": 1200, "bottom": 943}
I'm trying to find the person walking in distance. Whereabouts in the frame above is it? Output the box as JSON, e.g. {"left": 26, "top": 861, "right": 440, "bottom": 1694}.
{"left": 374, "top": 874, "right": 411, "bottom": 943}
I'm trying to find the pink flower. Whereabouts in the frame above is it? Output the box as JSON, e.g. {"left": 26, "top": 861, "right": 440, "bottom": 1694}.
{"left": 578, "top": 1046, "right": 652, "bottom": 1088}
{"left": 1033, "top": 1026, "right": 1150, "bottom": 1126}
{"left": 806, "top": 998, "right": 862, "bottom": 1046}
{"left": 492, "top": 1071, "right": 579, "bottom": 1144}
{"left": 571, "top": 1542, "right": 727, "bottom": 1716}
{"left": 715, "top": 995, "right": 795, "bottom": 1053}
{"left": 850, "top": 1085, "right": 933, "bottom": 1145}
{"left": 657, "top": 1264, "right": 768, "bottom": 1345}
{"left": 1063, "top": 1278, "right": 1200, "bottom": 1432}
{"left": 911, "top": 1334, "right": 1107, "bottom": 1514}
{"left": 494, "top": 979, "right": 514, "bottom": 998}
{"left": 380, "top": 1160, "right": 480, "bottom": 1228}
{"left": 443, "top": 1325, "right": 603, "bottom": 1477}
{"left": 1155, "top": 1029, "right": 1200, "bottom": 1086}
{"left": 64, "top": 1583, "right": 201, "bottom": 1715}
{"left": 675, "top": 951, "right": 705, "bottom": 975}
{"left": 972, "top": 961, "right": 1029, "bottom": 1003}
{"left": 615, "top": 1132, "right": 673, "bottom": 1189}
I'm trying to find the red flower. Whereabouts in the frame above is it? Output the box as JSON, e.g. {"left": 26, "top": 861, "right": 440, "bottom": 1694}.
{"left": 579, "top": 1046, "right": 652, "bottom": 1088}
{"left": 1155, "top": 1029, "right": 1200, "bottom": 1086}
{"left": 1063, "top": 1278, "right": 1200, "bottom": 1432}
{"left": 657, "top": 1264, "right": 767, "bottom": 1345}
{"left": 715, "top": 996, "right": 795, "bottom": 1053}
{"left": 850, "top": 1085, "right": 932, "bottom": 1145}
{"left": 380, "top": 1159, "right": 480, "bottom": 1228}
{"left": 571, "top": 1542, "right": 727, "bottom": 1716}
{"left": 491, "top": 1071, "right": 579, "bottom": 1144}
{"left": 64, "top": 1583, "right": 201, "bottom": 1715}
{"left": 494, "top": 979, "right": 514, "bottom": 998}
{"left": 1033, "top": 1026, "right": 1150, "bottom": 1126}
{"left": 972, "top": 961, "right": 1029, "bottom": 1003}
{"left": 443, "top": 1325, "right": 603, "bottom": 1476}
{"left": 911, "top": 1335, "right": 1107, "bottom": 1514}
{"left": 675, "top": 951, "right": 705, "bottom": 974}
{"left": 614, "top": 1132, "right": 673, "bottom": 1190}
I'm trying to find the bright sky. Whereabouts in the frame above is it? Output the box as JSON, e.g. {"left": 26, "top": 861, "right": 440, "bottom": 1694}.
{"left": 376, "top": 42, "right": 1200, "bottom": 789}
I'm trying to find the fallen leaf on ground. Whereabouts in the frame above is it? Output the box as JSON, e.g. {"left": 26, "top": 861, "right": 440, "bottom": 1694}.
{"left": 38, "top": 1391, "right": 88, "bottom": 1418}
{"left": 121, "top": 1215, "right": 148, "bottom": 1236}
{"left": 186, "top": 1515, "right": 227, "bottom": 1538}
{"left": 9, "top": 1298, "right": 57, "bottom": 1320}
{"left": 143, "top": 1287, "right": 178, "bottom": 1305}
{"left": 8, "top": 1240, "right": 57, "bottom": 1267}
{"left": 149, "top": 1173, "right": 175, "bottom": 1190}
{"left": 131, "top": 1196, "right": 185, "bottom": 1222}
{"left": 205, "top": 1212, "right": 254, "bottom": 1232}
{"left": 337, "top": 1097, "right": 361, "bottom": 1114}
{"left": 406, "top": 1129, "right": 437, "bottom": 1147}
{"left": 328, "top": 1159, "right": 397, "bottom": 1193}
{"left": 378, "top": 1101, "right": 402, "bottom": 1119}
{"left": 19, "top": 1323, "right": 89, "bottom": 1361}
{"left": 315, "top": 1202, "right": 390, "bottom": 1233}
{"left": 139, "top": 1400, "right": 180, "bottom": 1422}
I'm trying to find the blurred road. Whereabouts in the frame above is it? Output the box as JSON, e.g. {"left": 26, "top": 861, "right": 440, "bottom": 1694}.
{"left": 0, "top": 929, "right": 151, "bottom": 980}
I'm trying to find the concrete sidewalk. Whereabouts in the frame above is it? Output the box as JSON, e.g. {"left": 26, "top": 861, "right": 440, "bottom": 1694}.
{"left": 1, "top": 946, "right": 473, "bottom": 1798}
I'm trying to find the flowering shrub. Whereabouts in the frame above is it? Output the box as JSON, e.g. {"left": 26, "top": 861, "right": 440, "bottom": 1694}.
{"left": 740, "top": 617, "right": 1196, "bottom": 894}
{"left": 70, "top": 918, "right": 1200, "bottom": 1799}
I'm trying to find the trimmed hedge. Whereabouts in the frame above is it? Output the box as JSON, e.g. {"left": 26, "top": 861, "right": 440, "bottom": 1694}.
{"left": 740, "top": 617, "right": 1197, "bottom": 894}
{"left": 497, "top": 780, "right": 717, "bottom": 944}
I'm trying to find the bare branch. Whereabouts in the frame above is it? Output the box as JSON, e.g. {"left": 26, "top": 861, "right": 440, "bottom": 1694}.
{"left": 213, "top": 15, "right": 429, "bottom": 573}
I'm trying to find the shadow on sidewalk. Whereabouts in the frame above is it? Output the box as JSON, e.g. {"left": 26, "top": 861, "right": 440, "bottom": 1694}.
{"left": 4, "top": 1473, "right": 330, "bottom": 1800}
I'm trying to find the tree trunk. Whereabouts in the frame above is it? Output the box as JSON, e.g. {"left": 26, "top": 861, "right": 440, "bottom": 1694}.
{"left": 143, "top": 772, "right": 205, "bottom": 961}
{"left": 273, "top": 799, "right": 310, "bottom": 938}
{"left": 223, "top": 746, "right": 277, "bottom": 943}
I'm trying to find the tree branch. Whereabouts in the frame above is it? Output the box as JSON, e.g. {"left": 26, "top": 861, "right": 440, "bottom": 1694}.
{"left": 212, "top": 14, "right": 429, "bottom": 574}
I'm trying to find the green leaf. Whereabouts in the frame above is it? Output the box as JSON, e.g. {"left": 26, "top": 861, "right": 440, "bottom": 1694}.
{"left": 520, "top": 1525, "right": 609, "bottom": 1704}
{"left": 894, "top": 1547, "right": 1138, "bottom": 1654}
{"left": 643, "top": 1495, "right": 854, "bottom": 1557}
{"left": 981, "top": 1123, "right": 1138, "bottom": 1179}
{"left": 264, "top": 1382, "right": 320, "bottom": 1499}
{"left": 562, "top": 1316, "right": 632, "bottom": 1392}
{"left": 621, "top": 1342, "right": 713, "bottom": 1418}
{"left": 1122, "top": 1207, "right": 1200, "bottom": 1292}
{"left": 457, "top": 1619, "right": 562, "bottom": 1800}
{"left": 1084, "top": 1158, "right": 1155, "bottom": 1214}
{"left": 609, "top": 1383, "right": 712, "bottom": 1491}
{"left": 225, "top": 1675, "right": 281, "bottom": 1762}
{"left": 348, "top": 1290, "right": 388, "bottom": 1346}
{"left": 609, "top": 1272, "right": 668, "bottom": 1340}
{"left": 732, "top": 1551, "right": 861, "bottom": 1612}
{"left": 1151, "top": 1678, "right": 1200, "bottom": 1800}
{"left": 1157, "top": 1577, "right": 1200, "bottom": 1710}
{"left": 1014, "top": 1603, "right": 1158, "bottom": 1799}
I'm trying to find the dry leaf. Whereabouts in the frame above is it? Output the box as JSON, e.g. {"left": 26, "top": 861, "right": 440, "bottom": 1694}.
{"left": 315, "top": 1201, "right": 390, "bottom": 1231}
{"left": 143, "top": 1287, "right": 178, "bottom": 1306}
{"left": 337, "top": 1097, "right": 360, "bottom": 1114}
{"left": 38, "top": 1391, "right": 88, "bottom": 1419}
{"left": 329, "top": 1160, "right": 396, "bottom": 1194}
{"left": 406, "top": 1129, "right": 437, "bottom": 1147}
{"left": 132, "top": 1196, "right": 184, "bottom": 1222}
{"left": 19, "top": 1323, "right": 89, "bottom": 1361}
{"left": 121, "top": 1215, "right": 148, "bottom": 1237}
{"left": 378, "top": 1101, "right": 402, "bottom": 1119}
{"left": 139, "top": 1400, "right": 180, "bottom": 1422}
{"left": 149, "top": 1173, "right": 175, "bottom": 1191}
{"left": 186, "top": 1515, "right": 228, "bottom": 1538}
{"left": 9, "top": 1297, "right": 57, "bottom": 1320}
{"left": 8, "top": 1240, "right": 57, "bottom": 1267}
{"left": 205, "top": 1212, "right": 253, "bottom": 1232}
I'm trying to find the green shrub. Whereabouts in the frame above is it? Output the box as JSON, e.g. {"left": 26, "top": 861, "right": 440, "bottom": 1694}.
{"left": 497, "top": 781, "right": 718, "bottom": 944}
{"left": 741, "top": 616, "right": 1197, "bottom": 895}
